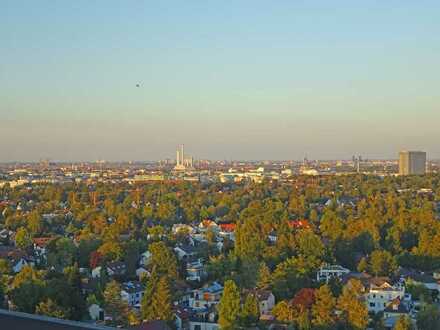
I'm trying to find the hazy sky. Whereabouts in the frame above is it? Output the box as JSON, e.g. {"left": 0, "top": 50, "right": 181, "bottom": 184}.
{"left": 1, "top": 1, "right": 440, "bottom": 161}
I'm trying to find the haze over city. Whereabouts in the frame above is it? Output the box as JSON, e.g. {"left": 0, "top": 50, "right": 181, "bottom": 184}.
{"left": 2, "top": 1, "right": 440, "bottom": 161}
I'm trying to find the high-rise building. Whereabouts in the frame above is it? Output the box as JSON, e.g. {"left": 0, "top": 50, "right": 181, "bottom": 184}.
{"left": 399, "top": 151, "right": 426, "bottom": 175}
{"left": 174, "top": 144, "right": 187, "bottom": 170}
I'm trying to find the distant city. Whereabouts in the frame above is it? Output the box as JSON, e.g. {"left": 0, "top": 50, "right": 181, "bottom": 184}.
{"left": 0, "top": 147, "right": 436, "bottom": 189}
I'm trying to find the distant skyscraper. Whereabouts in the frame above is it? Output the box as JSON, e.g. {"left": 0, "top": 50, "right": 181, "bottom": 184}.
{"left": 399, "top": 151, "right": 426, "bottom": 175}
{"left": 174, "top": 144, "right": 188, "bottom": 170}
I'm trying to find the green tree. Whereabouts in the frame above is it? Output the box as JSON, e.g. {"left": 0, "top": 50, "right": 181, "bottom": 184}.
{"left": 239, "top": 293, "right": 259, "bottom": 327}
{"left": 357, "top": 257, "right": 369, "bottom": 273}
{"left": 0, "top": 259, "right": 11, "bottom": 275}
{"left": 234, "top": 217, "right": 266, "bottom": 261}
{"left": 337, "top": 279, "right": 368, "bottom": 330}
{"left": 272, "top": 300, "right": 294, "bottom": 323}
{"left": 36, "top": 298, "right": 68, "bottom": 319}
{"left": 141, "top": 273, "right": 173, "bottom": 323}
{"left": 9, "top": 266, "right": 45, "bottom": 313}
{"left": 27, "top": 211, "right": 43, "bottom": 236}
{"left": 370, "top": 250, "right": 397, "bottom": 276}
{"left": 257, "top": 262, "right": 272, "bottom": 290}
{"left": 141, "top": 271, "right": 157, "bottom": 320}
{"left": 151, "top": 277, "right": 173, "bottom": 322}
{"left": 124, "top": 240, "right": 140, "bottom": 277}
{"left": 103, "top": 280, "right": 129, "bottom": 327}
{"left": 416, "top": 304, "right": 440, "bottom": 330}
{"left": 149, "top": 241, "right": 178, "bottom": 280}
{"left": 15, "top": 227, "right": 32, "bottom": 250}
{"left": 218, "top": 280, "right": 241, "bottom": 330}
{"left": 311, "top": 284, "right": 335, "bottom": 328}
{"left": 394, "top": 315, "right": 413, "bottom": 330}
{"left": 47, "top": 237, "right": 77, "bottom": 271}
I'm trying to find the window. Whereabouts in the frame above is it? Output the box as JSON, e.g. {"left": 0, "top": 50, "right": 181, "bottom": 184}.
{"left": 194, "top": 325, "right": 201, "bottom": 330}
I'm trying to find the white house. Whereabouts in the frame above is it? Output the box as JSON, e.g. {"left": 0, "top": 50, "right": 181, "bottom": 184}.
{"left": 88, "top": 304, "right": 104, "bottom": 321}
{"left": 255, "top": 290, "right": 276, "bottom": 316}
{"left": 139, "top": 251, "right": 152, "bottom": 267}
{"left": 91, "top": 266, "right": 102, "bottom": 278}
{"left": 121, "top": 281, "right": 145, "bottom": 307}
{"left": 11, "top": 257, "right": 28, "bottom": 273}
{"left": 174, "top": 245, "right": 197, "bottom": 261}
{"left": 136, "top": 267, "right": 149, "bottom": 281}
{"left": 316, "top": 265, "right": 350, "bottom": 283}
{"left": 106, "top": 261, "right": 126, "bottom": 277}
{"left": 365, "top": 279, "right": 406, "bottom": 313}
{"left": 186, "top": 259, "right": 206, "bottom": 282}
{"left": 189, "top": 282, "right": 223, "bottom": 309}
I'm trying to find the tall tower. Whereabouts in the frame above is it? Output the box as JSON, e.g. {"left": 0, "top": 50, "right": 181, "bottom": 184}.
{"left": 399, "top": 151, "right": 426, "bottom": 175}
{"left": 176, "top": 149, "right": 181, "bottom": 166}
{"left": 180, "top": 144, "right": 185, "bottom": 166}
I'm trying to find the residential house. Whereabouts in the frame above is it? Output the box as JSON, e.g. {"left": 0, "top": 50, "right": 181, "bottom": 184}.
{"left": 32, "top": 237, "right": 52, "bottom": 264}
{"left": 316, "top": 265, "right": 350, "bottom": 283}
{"left": 91, "top": 266, "right": 102, "bottom": 278}
{"left": 140, "top": 251, "right": 152, "bottom": 267}
{"left": 175, "top": 245, "right": 198, "bottom": 261}
{"left": 136, "top": 267, "right": 149, "bottom": 281}
{"left": 88, "top": 304, "right": 104, "bottom": 321}
{"left": 135, "top": 320, "right": 172, "bottom": 330}
{"left": 189, "top": 282, "right": 223, "bottom": 309}
{"left": 255, "top": 290, "right": 276, "bottom": 316}
{"left": 175, "top": 306, "right": 219, "bottom": 330}
{"left": 365, "top": 278, "right": 406, "bottom": 313}
{"left": 106, "top": 261, "right": 127, "bottom": 277}
{"left": 121, "top": 281, "right": 145, "bottom": 307}
{"left": 383, "top": 298, "right": 413, "bottom": 329}
{"left": 186, "top": 259, "right": 206, "bottom": 282}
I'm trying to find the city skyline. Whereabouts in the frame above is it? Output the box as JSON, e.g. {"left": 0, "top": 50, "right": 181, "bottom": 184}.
{"left": 2, "top": 1, "right": 440, "bottom": 161}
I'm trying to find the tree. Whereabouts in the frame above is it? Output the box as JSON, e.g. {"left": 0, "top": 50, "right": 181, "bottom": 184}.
{"left": 257, "top": 262, "right": 272, "bottom": 290}
{"left": 234, "top": 217, "right": 266, "bottom": 261}
{"left": 124, "top": 240, "right": 140, "bottom": 277}
{"left": 311, "top": 284, "right": 335, "bottom": 328}
{"left": 27, "top": 211, "right": 43, "bottom": 236}
{"left": 239, "top": 293, "right": 259, "bottom": 327}
{"left": 272, "top": 300, "right": 294, "bottom": 323}
{"left": 0, "top": 282, "right": 5, "bottom": 308}
{"left": 394, "top": 315, "right": 413, "bottom": 330}
{"left": 103, "top": 280, "right": 129, "bottom": 327}
{"left": 36, "top": 298, "right": 68, "bottom": 319}
{"left": 337, "top": 279, "right": 368, "bottom": 330}
{"left": 47, "top": 237, "right": 77, "bottom": 271}
{"left": 10, "top": 266, "right": 45, "bottom": 313}
{"left": 151, "top": 277, "right": 173, "bottom": 322}
{"left": 218, "top": 280, "right": 241, "bottom": 330}
{"left": 15, "top": 227, "right": 32, "bottom": 250}
{"left": 370, "top": 250, "right": 397, "bottom": 277}
{"left": 357, "top": 257, "right": 368, "bottom": 273}
{"left": 416, "top": 304, "right": 440, "bottom": 330}
{"left": 141, "top": 273, "right": 173, "bottom": 323}
{"left": 148, "top": 241, "right": 178, "bottom": 280}
{"left": 0, "top": 259, "right": 11, "bottom": 275}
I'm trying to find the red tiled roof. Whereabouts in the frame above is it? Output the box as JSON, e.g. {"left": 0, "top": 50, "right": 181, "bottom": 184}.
{"left": 219, "top": 223, "right": 236, "bottom": 232}
{"left": 33, "top": 237, "right": 53, "bottom": 247}
{"left": 288, "top": 220, "right": 311, "bottom": 229}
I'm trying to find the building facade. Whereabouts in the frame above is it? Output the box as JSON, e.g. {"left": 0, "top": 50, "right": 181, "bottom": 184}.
{"left": 399, "top": 151, "right": 426, "bottom": 175}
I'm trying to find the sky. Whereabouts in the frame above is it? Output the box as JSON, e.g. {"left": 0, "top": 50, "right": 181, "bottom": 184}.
{"left": 1, "top": 1, "right": 440, "bottom": 161}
